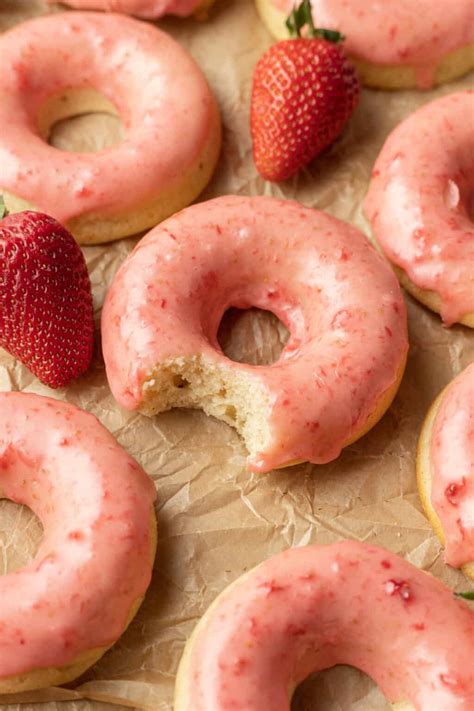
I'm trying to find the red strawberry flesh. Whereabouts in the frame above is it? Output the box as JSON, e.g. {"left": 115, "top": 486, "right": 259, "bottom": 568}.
{"left": 0, "top": 211, "right": 94, "bottom": 388}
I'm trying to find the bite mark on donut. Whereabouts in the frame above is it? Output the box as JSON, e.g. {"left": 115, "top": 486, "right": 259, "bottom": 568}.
{"left": 140, "top": 355, "right": 273, "bottom": 466}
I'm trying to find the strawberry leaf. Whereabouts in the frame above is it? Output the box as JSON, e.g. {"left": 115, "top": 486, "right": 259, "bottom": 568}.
{"left": 313, "top": 28, "right": 345, "bottom": 42}
{"left": 0, "top": 196, "right": 6, "bottom": 219}
{"left": 286, "top": 0, "right": 344, "bottom": 42}
{"left": 286, "top": 0, "right": 315, "bottom": 37}
{"left": 455, "top": 591, "right": 474, "bottom": 600}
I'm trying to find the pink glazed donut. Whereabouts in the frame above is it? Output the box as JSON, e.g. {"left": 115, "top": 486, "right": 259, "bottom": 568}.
{"left": 0, "top": 392, "right": 157, "bottom": 693}
{"left": 256, "top": 0, "right": 474, "bottom": 89}
{"left": 417, "top": 363, "right": 474, "bottom": 579}
{"left": 102, "top": 196, "right": 408, "bottom": 473}
{"left": 365, "top": 91, "right": 474, "bottom": 327}
{"left": 175, "top": 541, "right": 474, "bottom": 711}
{"left": 0, "top": 12, "right": 221, "bottom": 245}
{"left": 50, "top": 0, "right": 213, "bottom": 17}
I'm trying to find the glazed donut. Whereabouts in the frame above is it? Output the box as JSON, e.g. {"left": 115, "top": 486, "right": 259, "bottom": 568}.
{"left": 52, "top": 0, "right": 214, "bottom": 19}
{"left": 417, "top": 364, "right": 474, "bottom": 580}
{"left": 175, "top": 541, "right": 474, "bottom": 711}
{"left": 0, "top": 392, "right": 157, "bottom": 693}
{"left": 0, "top": 12, "right": 221, "bottom": 245}
{"left": 365, "top": 91, "right": 474, "bottom": 328}
{"left": 102, "top": 196, "right": 408, "bottom": 473}
{"left": 256, "top": 0, "right": 474, "bottom": 89}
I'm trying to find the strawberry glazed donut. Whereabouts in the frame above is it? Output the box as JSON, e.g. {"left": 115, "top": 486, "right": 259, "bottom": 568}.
{"left": 51, "top": 0, "right": 214, "bottom": 18}
{"left": 0, "top": 392, "right": 157, "bottom": 693}
{"left": 365, "top": 91, "right": 474, "bottom": 328}
{"left": 417, "top": 364, "right": 474, "bottom": 580}
{"left": 256, "top": 0, "right": 474, "bottom": 89}
{"left": 102, "top": 196, "right": 408, "bottom": 474}
{"left": 175, "top": 541, "right": 474, "bottom": 711}
{"left": 0, "top": 12, "right": 221, "bottom": 245}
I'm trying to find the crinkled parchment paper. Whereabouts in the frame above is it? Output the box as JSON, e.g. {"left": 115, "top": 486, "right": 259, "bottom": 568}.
{"left": 0, "top": 1, "right": 473, "bottom": 709}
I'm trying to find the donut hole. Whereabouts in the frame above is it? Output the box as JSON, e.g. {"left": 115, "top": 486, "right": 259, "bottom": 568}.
{"left": 0, "top": 499, "right": 43, "bottom": 574}
{"left": 291, "top": 666, "right": 389, "bottom": 710}
{"left": 39, "top": 88, "right": 124, "bottom": 153}
{"left": 217, "top": 307, "right": 289, "bottom": 366}
{"left": 444, "top": 174, "right": 474, "bottom": 223}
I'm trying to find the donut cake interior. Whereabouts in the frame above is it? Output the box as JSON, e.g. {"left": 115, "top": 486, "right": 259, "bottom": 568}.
{"left": 140, "top": 355, "right": 273, "bottom": 463}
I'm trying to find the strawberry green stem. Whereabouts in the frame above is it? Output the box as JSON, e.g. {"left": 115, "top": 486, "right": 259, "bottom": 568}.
{"left": 0, "top": 196, "right": 7, "bottom": 220}
{"left": 286, "top": 0, "right": 344, "bottom": 43}
{"left": 455, "top": 591, "right": 474, "bottom": 600}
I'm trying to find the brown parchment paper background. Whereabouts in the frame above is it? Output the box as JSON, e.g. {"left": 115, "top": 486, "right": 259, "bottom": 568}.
{"left": 0, "top": 1, "right": 473, "bottom": 709}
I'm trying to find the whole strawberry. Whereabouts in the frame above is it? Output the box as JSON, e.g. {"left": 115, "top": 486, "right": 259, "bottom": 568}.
{"left": 0, "top": 210, "right": 94, "bottom": 388}
{"left": 251, "top": 0, "right": 359, "bottom": 182}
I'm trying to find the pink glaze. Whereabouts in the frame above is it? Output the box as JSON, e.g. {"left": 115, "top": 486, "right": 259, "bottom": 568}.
{"left": 365, "top": 91, "right": 474, "bottom": 327}
{"left": 273, "top": 0, "right": 474, "bottom": 88}
{"left": 0, "top": 392, "right": 156, "bottom": 679}
{"left": 430, "top": 365, "right": 474, "bottom": 569}
{"left": 178, "top": 541, "right": 474, "bottom": 711}
{"left": 0, "top": 12, "right": 216, "bottom": 225}
{"left": 102, "top": 196, "right": 408, "bottom": 473}
{"left": 49, "top": 0, "right": 202, "bottom": 18}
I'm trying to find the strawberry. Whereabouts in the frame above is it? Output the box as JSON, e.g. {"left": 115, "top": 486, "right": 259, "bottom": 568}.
{"left": 251, "top": 0, "right": 359, "bottom": 182}
{"left": 0, "top": 210, "right": 95, "bottom": 388}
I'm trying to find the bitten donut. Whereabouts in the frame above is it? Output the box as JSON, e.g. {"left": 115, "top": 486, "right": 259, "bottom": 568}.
{"left": 417, "top": 364, "right": 474, "bottom": 580}
{"left": 175, "top": 541, "right": 474, "bottom": 711}
{"left": 365, "top": 91, "right": 474, "bottom": 328}
{"left": 51, "top": 0, "right": 214, "bottom": 18}
{"left": 102, "top": 196, "right": 408, "bottom": 473}
{"left": 0, "top": 12, "right": 221, "bottom": 245}
{"left": 0, "top": 392, "right": 157, "bottom": 693}
{"left": 256, "top": 0, "right": 474, "bottom": 89}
